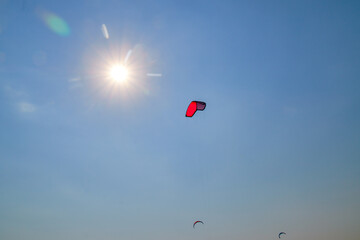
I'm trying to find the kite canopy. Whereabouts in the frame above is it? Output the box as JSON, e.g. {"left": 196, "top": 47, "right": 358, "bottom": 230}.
{"left": 278, "top": 232, "right": 286, "bottom": 238}
{"left": 186, "top": 101, "right": 206, "bottom": 117}
{"left": 193, "top": 220, "right": 204, "bottom": 228}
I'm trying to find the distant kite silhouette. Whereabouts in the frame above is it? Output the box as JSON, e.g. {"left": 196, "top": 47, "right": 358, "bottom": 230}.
{"left": 278, "top": 232, "right": 286, "bottom": 238}
{"left": 193, "top": 220, "right": 204, "bottom": 228}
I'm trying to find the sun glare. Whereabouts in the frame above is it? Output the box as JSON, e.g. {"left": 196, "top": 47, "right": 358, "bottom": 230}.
{"left": 109, "top": 64, "right": 128, "bottom": 83}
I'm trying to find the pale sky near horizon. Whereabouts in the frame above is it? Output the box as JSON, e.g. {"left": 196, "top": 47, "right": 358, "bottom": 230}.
{"left": 0, "top": 1, "right": 360, "bottom": 240}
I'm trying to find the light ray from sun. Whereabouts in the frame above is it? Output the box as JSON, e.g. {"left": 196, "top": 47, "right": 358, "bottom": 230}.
{"left": 124, "top": 49, "right": 132, "bottom": 64}
{"left": 147, "top": 73, "right": 162, "bottom": 77}
{"left": 101, "top": 24, "right": 109, "bottom": 39}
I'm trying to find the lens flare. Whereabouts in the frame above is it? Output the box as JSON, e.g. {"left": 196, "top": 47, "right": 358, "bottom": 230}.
{"left": 40, "top": 10, "right": 70, "bottom": 36}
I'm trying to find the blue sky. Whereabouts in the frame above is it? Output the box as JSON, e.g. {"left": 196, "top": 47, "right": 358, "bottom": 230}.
{"left": 1, "top": 0, "right": 360, "bottom": 239}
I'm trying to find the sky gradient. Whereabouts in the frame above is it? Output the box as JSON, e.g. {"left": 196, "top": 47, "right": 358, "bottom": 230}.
{"left": 1, "top": 1, "right": 360, "bottom": 240}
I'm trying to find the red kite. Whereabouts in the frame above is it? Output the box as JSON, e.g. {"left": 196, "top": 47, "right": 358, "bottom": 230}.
{"left": 186, "top": 101, "right": 206, "bottom": 117}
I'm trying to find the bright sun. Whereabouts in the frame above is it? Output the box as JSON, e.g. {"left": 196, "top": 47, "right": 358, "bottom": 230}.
{"left": 109, "top": 64, "right": 128, "bottom": 83}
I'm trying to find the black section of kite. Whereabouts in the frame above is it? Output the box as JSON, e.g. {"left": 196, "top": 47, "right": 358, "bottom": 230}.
{"left": 278, "top": 232, "right": 286, "bottom": 238}
{"left": 193, "top": 220, "right": 204, "bottom": 228}
{"left": 186, "top": 101, "right": 206, "bottom": 117}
